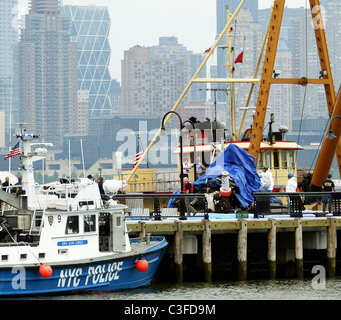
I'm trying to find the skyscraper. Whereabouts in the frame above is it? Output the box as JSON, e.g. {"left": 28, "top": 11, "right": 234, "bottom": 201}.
{"left": 121, "top": 37, "right": 206, "bottom": 119}
{"left": 222, "top": 0, "right": 258, "bottom": 23}
{"left": 18, "top": 0, "right": 78, "bottom": 146}
{"left": 216, "top": 0, "right": 259, "bottom": 81}
{"left": 61, "top": 5, "right": 113, "bottom": 116}
{"left": 324, "top": 1, "right": 341, "bottom": 89}
{"left": 291, "top": 7, "right": 326, "bottom": 120}
{"left": 0, "top": 0, "right": 19, "bottom": 146}
{"left": 216, "top": 1, "right": 262, "bottom": 133}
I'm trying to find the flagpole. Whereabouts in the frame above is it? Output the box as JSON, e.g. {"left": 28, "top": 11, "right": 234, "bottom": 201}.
{"left": 226, "top": 6, "right": 236, "bottom": 141}
{"left": 138, "top": 135, "right": 149, "bottom": 169}
{"left": 236, "top": 8, "right": 272, "bottom": 140}
{"left": 80, "top": 139, "right": 85, "bottom": 178}
{"left": 68, "top": 140, "right": 71, "bottom": 180}
{"left": 8, "top": 79, "right": 13, "bottom": 180}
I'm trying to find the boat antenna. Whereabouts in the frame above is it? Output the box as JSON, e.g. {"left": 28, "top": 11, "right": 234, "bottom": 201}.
{"left": 80, "top": 139, "right": 86, "bottom": 178}
{"left": 8, "top": 79, "right": 13, "bottom": 179}
{"left": 68, "top": 140, "right": 71, "bottom": 181}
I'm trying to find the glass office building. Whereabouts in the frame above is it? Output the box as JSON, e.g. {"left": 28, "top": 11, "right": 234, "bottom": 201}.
{"left": 62, "top": 5, "right": 113, "bottom": 116}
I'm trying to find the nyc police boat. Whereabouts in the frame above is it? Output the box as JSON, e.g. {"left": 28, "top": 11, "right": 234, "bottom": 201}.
{"left": 0, "top": 132, "right": 167, "bottom": 296}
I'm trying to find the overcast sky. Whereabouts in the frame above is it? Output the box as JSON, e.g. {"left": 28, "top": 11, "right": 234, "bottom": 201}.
{"left": 18, "top": 0, "right": 307, "bottom": 81}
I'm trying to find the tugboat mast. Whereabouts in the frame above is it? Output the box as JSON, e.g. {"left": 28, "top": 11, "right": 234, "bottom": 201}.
{"left": 16, "top": 125, "right": 53, "bottom": 210}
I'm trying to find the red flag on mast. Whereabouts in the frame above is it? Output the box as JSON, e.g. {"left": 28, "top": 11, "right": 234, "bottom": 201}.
{"left": 234, "top": 51, "right": 244, "bottom": 64}
{"left": 203, "top": 47, "right": 211, "bottom": 54}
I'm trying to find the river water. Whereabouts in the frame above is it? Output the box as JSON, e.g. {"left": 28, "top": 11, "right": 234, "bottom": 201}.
{"left": 53, "top": 278, "right": 341, "bottom": 300}
{"left": 27, "top": 278, "right": 340, "bottom": 319}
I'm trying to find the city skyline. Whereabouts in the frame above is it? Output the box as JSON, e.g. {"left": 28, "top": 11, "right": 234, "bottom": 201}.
{"left": 16, "top": 0, "right": 309, "bottom": 81}
{"left": 0, "top": 0, "right": 338, "bottom": 173}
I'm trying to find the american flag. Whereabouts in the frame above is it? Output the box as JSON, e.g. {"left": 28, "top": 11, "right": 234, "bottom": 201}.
{"left": 133, "top": 140, "right": 143, "bottom": 168}
{"left": 4, "top": 142, "right": 20, "bottom": 160}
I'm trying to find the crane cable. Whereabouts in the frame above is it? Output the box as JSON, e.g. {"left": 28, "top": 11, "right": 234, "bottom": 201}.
{"left": 296, "top": 0, "right": 309, "bottom": 149}
{"left": 297, "top": 1, "right": 329, "bottom": 174}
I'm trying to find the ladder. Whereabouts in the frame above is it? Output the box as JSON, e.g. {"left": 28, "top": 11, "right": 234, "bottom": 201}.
{"left": 29, "top": 209, "right": 44, "bottom": 236}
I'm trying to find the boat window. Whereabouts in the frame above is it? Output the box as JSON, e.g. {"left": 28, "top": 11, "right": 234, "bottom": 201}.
{"left": 65, "top": 215, "right": 79, "bottom": 234}
{"left": 116, "top": 216, "right": 121, "bottom": 227}
{"left": 281, "top": 152, "right": 288, "bottom": 169}
{"left": 289, "top": 152, "right": 294, "bottom": 168}
{"left": 274, "top": 152, "right": 279, "bottom": 169}
{"left": 20, "top": 254, "right": 27, "bottom": 260}
{"left": 258, "top": 152, "right": 263, "bottom": 168}
{"left": 265, "top": 152, "right": 271, "bottom": 168}
{"left": 84, "top": 214, "right": 96, "bottom": 232}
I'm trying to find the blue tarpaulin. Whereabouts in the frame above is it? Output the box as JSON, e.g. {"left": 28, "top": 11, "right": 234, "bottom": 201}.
{"left": 193, "top": 144, "right": 261, "bottom": 207}
{"left": 167, "top": 189, "right": 181, "bottom": 208}
{"left": 167, "top": 144, "right": 261, "bottom": 208}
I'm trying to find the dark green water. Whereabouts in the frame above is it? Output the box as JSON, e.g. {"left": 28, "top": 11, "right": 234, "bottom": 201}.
{"left": 52, "top": 278, "right": 341, "bottom": 300}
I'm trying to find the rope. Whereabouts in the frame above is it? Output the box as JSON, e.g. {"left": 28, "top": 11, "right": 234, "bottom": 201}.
{"left": 296, "top": 1, "right": 309, "bottom": 157}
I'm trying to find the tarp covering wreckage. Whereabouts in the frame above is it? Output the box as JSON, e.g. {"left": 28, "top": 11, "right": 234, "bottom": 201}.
{"left": 168, "top": 144, "right": 261, "bottom": 208}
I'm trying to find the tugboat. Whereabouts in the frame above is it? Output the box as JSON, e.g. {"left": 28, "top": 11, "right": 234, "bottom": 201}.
{"left": 0, "top": 130, "right": 167, "bottom": 296}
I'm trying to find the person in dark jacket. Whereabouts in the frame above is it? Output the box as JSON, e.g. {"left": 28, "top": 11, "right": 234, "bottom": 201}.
{"left": 97, "top": 177, "right": 105, "bottom": 195}
{"left": 322, "top": 173, "right": 336, "bottom": 213}
{"left": 2, "top": 177, "right": 11, "bottom": 192}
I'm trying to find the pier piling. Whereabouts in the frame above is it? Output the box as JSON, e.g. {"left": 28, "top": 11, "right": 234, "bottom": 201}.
{"left": 174, "top": 221, "right": 183, "bottom": 283}
{"left": 295, "top": 218, "right": 304, "bottom": 279}
{"left": 237, "top": 219, "right": 248, "bottom": 281}
{"left": 327, "top": 217, "right": 337, "bottom": 277}
{"left": 202, "top": 219, "right": 212, "bottom": 282}
{"left": 267, "top": 219, "right": 277, "bottom": 280}
{"left": 126, "top": 215, "right": 341, "bottom": 282}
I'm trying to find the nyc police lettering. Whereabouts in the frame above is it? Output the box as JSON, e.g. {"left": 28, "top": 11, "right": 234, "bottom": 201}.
{"left": 57, "top": 262, "right": 123, "bottom": 288}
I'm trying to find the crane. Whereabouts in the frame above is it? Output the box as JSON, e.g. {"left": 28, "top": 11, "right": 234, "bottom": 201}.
{"left": 247, "top": 0, "right": 340, "bottom": 189}
{"left": 127, "top": 0, "right": 339, "bottom": 190}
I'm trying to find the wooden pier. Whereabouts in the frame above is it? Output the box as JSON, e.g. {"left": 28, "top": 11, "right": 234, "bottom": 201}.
{"left": 127, "top": 216, "right": 341, "bottom": 282}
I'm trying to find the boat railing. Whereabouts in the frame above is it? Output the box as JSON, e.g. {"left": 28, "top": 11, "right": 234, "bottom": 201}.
{"left": 115, "top": 191, "right": 341, "bottom": 219}
{"left": 113, "top": 193, "right": 208, "bottom": 220}
{"left": 127, "top": 179, "right": 180, "bottom": 193}
{"left": 124, "top": 168, "right": 313, "bottom": 194}
{"left": 117, "top": 170, "right": 180, "bottom": 193}
{"left": 253, "top": 191, "right": 341, "bottom": 218}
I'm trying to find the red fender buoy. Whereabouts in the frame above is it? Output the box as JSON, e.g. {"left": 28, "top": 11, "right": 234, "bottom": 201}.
{"left": 39, "top": 264, "right": 53, "bottom": 278}
{"left": 136, "top": 259, "right": 148, "bottom": 272}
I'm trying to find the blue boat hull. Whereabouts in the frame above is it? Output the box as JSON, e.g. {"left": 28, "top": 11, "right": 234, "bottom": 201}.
{"left": 0, "top": 237, "right": 167, "bottom": 297}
